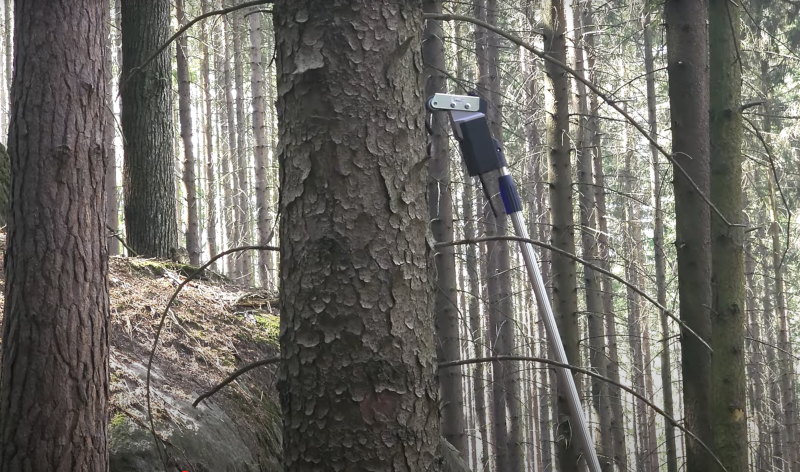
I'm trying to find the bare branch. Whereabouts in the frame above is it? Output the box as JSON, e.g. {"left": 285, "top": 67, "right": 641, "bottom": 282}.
{"left": 436, "top": 236, "right": 712, "bottom": 353}
{"left": 442, "top": 356, "right": 728, "bottom": 472}
{"left": 193, "top": 357, "right": 280, "bottom": 407}
{"left": 119, "top": 0, "right": 274, "bottom": 93}
{"left": 424, "top": 12, "right": 737, "bottom": 228}
{"left": 146, "top": 244, "right": 279, "bottom": 464}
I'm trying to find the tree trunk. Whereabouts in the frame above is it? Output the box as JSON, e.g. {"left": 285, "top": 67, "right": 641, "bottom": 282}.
{"left": 3, "top": 0, "right": 9, "bottom": 101}
{"left": 544, "top": 0, "right": 582, "bottom": 469}
{"left": 120, "top": 0, "right": 178, "bottom": 258}
{"left": 423, "top": 0, "right": 465, "bottom": 455}
{"left": 709, "top": 0, "right": 749, "bottom": 469}
{"left": 176, "top": 0, "right": 201, "bottom": 266}
{"left": 572, "top": 2, "right": 612, "bottom": 468}
{"left": 105, "top": 0, "right": 119, "bottom": 255}
{"left": 642, "top": 10, "right": 677, "bottom": 472}
{"left": 220, "top": 15, "right": 237, "bottom": 275}
{"left": 0, "top": 0, "right": 110, "bottom": 469}
{"left": 232, "top": 7, "right": 252, "bottom": 285}
{"left": 664, "top": 1, "right": 714, "bottom": 469}
{"left": 248, "top": 9, "right": 271, "bottom": 287}
{"left": 274, "top": 1, "right": 440, "bottom": 470}
{"left": 591, "top": 66, "right": 627, "bottom": 472}
{"left": 200, "top": 0, "right": 218, "bottom": 268}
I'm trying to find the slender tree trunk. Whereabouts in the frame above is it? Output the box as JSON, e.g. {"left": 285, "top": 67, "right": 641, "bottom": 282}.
{"left": 176, "top": 0, "right": 201, "bottom": 266}
{"left": 105, "top": 0, "right": 119, "bottom": 255}
{"left": 423, "top": 0, "right": 465, "bottom": 454}
{"left": 770, "top": 177, "right": 799, "bottom": 472}
{"left": 120, "top": 0, "right": 178, "bottom": 258}
{"left": 544, "top": 0, "right": 582, "bottom": 469}
{"left": 219, "top": 16, "right": 237, "bottom": 276}
{"left": 248, "top": 9, "right": 271, "bottom": 287}
{"left": 273, "top": 1, "right": 441, "bottom": 470}
{"left": 572, "top": 2, "right": 612, "bottom": 468}
{"left": 200, "top": 0, "right": 218, "bottom": 268}
{"left": 709, "top": 0, "right": 749, "bottom": 470}
{"left": 3, "top": 0, "right": 9, "bottom": 108}
{"left": 665, "top": 1, "right": 714, "bottom": 470}
{"left": 232, "top": 8, "right": 252, "bottom": 284}
{"left": 745, "top": 200, "right": 769, "bottom": 471}
{"left": 642, "top": 10, "right": 677, "bottom": 472}
{"left": 0, "top": 0, "right": 110, "bottom": 468}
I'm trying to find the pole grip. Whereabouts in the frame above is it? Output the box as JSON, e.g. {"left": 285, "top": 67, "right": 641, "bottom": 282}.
{"left": 498, "top": 174, "right": 522, "bottom": 215}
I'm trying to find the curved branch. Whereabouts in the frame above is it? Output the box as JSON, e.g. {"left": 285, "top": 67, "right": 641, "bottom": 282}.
{"left": 192, "top": 357, "right": 280, "bottom": 407}
{"left": 119, "top": 0, "right": 274, "bottom": 93}
{"left": 424, "top": 12, "right": 736, "bottom": 228}
{"left": 442, "top": 356, "right": 727, "bottom": 472}
{"left": 436, "top": 236, "right": 712, "bottom": 353}
{"left": 146, "top": 245, "right": 279, "bottom": 464}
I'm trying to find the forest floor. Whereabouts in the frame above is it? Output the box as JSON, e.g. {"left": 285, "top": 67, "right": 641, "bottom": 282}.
{"left": 0, "top": 232, "right": 283, "bottom": 470}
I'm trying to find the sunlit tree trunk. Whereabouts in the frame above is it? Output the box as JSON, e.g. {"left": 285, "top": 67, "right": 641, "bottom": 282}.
{"left": 0, "top": 0, "right": 110, "bottom": 468}
{"left": 273, "top": 1, "right": 441, "bottom": 469}
{"left": 200, "top": 0, "right": 218, "bottom": 268}
{"left": 176, "top": 0, "right": 201, "bottom": 266}
{"left": 232, "top": 6, "right": 252, "bottom": 284}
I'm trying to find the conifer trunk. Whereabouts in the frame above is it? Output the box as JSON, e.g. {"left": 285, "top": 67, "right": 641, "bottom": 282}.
{"left": 423, "top": 0, "right": 465, "bottom": 454}
{"left": 176, "top": 0, "right": 201, "bottom": 266}
{"left": 232, "top": 7, "right": 252, "bottom": 284}
{"left": 665, "top": 0, "right": 714, "bottom": 469}
{"left": 273, "top": 1, "right": 440, "bottom": 469}
{"left": 120, "top": 0, "right": 179, "bottom": 258}
{"left": 201, "top": 0, "right": 218, "bottom": 267}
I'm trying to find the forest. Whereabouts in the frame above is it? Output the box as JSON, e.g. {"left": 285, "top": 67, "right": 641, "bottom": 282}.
{"left": 0, "top": 0, "right": 796, "bottom": 471}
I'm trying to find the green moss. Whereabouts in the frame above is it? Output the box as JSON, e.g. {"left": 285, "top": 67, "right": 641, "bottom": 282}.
{"left": 253, "top": 313, "right": 279, "bottom": 346}
{"left": 111, "top": 411, "right": 127, "bottom": 428}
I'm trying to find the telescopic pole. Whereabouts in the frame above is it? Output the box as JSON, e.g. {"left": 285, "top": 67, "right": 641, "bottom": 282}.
{"left": 428, "top": 93, "right": 602, "bottom": 472}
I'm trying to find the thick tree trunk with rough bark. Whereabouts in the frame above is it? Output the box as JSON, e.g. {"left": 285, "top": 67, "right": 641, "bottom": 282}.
{"left": 274, "top": 1, "right": 440, "bottom": 470}
{"left": 0, "top": 0, "right": 110, "bottom": 469}
{"left": 423, "top": 0, "right": 465, "bottom": 454}
{"left": 120, "top": 0, "right": 178, "bottom": 258}
{"left": 544, "top": 0, "right": 581, "bottom": 469}
{"left": 709, "top": 0, "right": 748, "bottom": 470}
{"left": 176, "top": 0, "right": 201, "bottom": 266}
{"left": 249, "top": 9, "right": 271, "bottom": 287}
{"left": 201, "top": 0, "right": 218, "bottom": 268}
{"left": 665, "top": 1, "right": 714, "bottom": 470}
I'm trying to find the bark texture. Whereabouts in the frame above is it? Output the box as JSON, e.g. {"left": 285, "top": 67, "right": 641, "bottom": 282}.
{"left": 120, "top": 0, "right": 178, "bottom": 258}
{"left": 423, "top": 0, "right": 465, "bottom": 454}
{"left": 249, "top": 9, "right": 271, "bottom": 287}
{"left": 201, "top": 0, "right": 218, "bottom": 268}
{"left": 176, "top": 0, "right": 201, "bottom": 266}
{"left": 0, "top": 0, "right": 110, "bottom": 469}
{"left": 709, "top": 0, "right": 748, "bottom": 469}
{"left": 665, "top": 1, "right": 714, "bottom": 470}
{"left": 232, "top": 7, "right": 252, "bottom": 284}
{"left": 544, "top": 0, "right": 582, "bottom": 468}
{"left": 274, "top": 1, "right": 440, "bottom": 470}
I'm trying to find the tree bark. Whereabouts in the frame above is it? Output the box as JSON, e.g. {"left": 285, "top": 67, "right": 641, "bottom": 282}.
{"left": 120, "top": 0, "right": 179, "bottom": 258}
{"left": 248, "top": 9, "right": 271, "bottom": 288}
{"left": 200, "top": 0, "right": 218, "bottom": 268}
{"left": 642, "top": 10, "right": 677, "bottom": 472}
{"left": 544, "top": 0, "right": 582, "bottom": 469}
{"left": 709, "top": 0, "right": 749, "bottom": 469}
{"left": 274, "top": 1, "right": 440, "bottom": 470}
{"left": 105, "top": 0, "right": 119, "bottom": 255}
{"left": 0, "top": 0, "right": 110, "bottom": 469}
{"left": 232, "top": 7, "right": 252, "bottom": 285}
{"left": 219, "top": 15, "right": 237, "bottom": 276}
{"left": 572, "top": 2, "right": 612, "bottom": 468}
{"left": 176, "top": 0, "right": 201, "bottom": 266}
{"left": 664, "top": 1, "right": 714, "bottom": 470}
{"left": 423, "top": 0, "right": 465, "bottom": 455}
